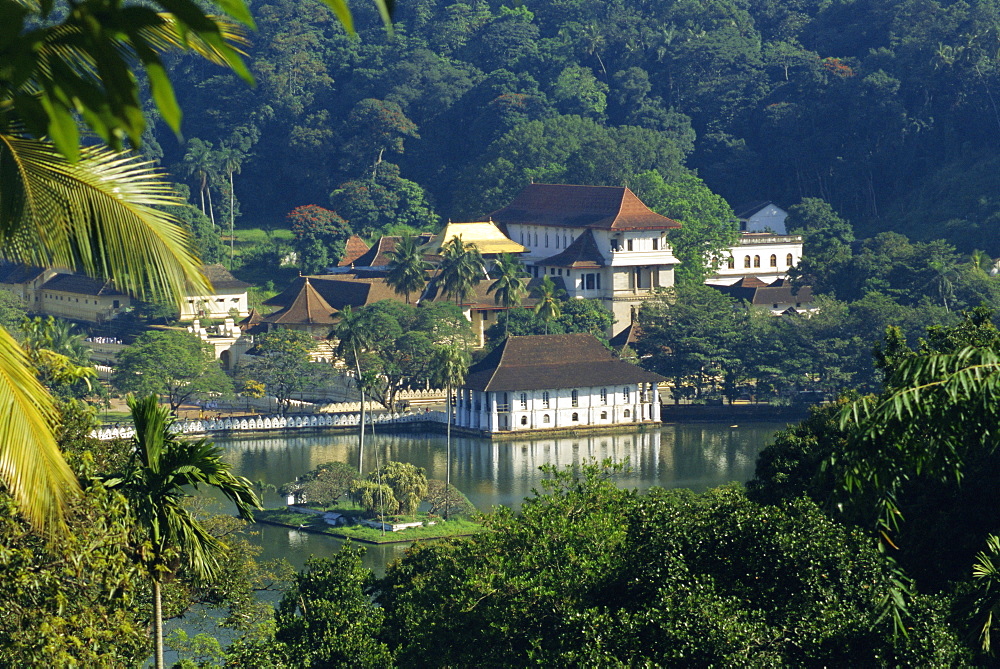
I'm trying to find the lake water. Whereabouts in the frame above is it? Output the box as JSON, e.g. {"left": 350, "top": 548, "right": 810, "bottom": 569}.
{"left": 212, "top": 421, "right": 790, "bottom": 575}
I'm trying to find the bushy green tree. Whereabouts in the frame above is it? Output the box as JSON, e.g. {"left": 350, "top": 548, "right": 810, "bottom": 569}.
{"left": 113, "top": 331, "right": 233, "bottom": 412}
{"left": 630, "top": 170, "right": 738, "bottom": 285}
{"left": 239, "top": 329, "right": 323, "bottom": 413}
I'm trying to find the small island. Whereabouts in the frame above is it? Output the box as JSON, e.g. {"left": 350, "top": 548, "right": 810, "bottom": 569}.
{"left": 257, "top": 460, "right": 482, "bottom": 544}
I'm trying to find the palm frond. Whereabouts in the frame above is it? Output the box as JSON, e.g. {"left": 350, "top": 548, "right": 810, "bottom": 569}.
{"left": 0, "top": 134, "right": 210, "bottom": 304}
{"left": 0, "top": 326, "right": 77, "bottom": 533}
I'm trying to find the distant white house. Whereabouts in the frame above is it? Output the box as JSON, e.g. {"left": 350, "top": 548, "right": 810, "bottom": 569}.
{"left": 455, "top": 333, "right": 665, "bottom": 435}
{"left": 707, "top": 232, "right": 804, "bottom": 286}
{"left": 734, "top": 202, "right": 788, "bottom": 234}
{"left": 180, "top": 264, "right": 250, "bottom": 321}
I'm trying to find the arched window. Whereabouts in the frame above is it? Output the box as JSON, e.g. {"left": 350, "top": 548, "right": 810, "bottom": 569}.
{"left": 571, "top": 389, "right": 579, "bottom": 407}
{"left": 543, "top": 414, "right": 550, "bottom": 424}
{"left": 542, "top": 391, "right": 550, "bottom": 409}
{"left": 786, "top": 253, "right": 794, "bottom": 266}
{"left": 769, "top": 254, "right": 777, "bottom": 267}
{"left": 753, "top": 255, "right": 761, "bottom": 268}
{"left": 520, "top": 416, "right": 528, "bottom": 425}
{"left": 600, "top": 411, "right": 608, "bottom": 420}
{"left": 572, "top": 412, "right": 579, "bottom": 421}
{"left": 744, "top": 256, "right": 751, "bottom": 268}
{"left": 519, "top": 393, "right": 527, "bottom": 409}
{"left": 623, "top": 386, "right": 630, "bottom": 402}
{"left": 624, "top": 409, "right": 631, "bottom": 418}
{"left": 727, "top": 256, "right": 735, "bottom": 269}
{"left": 600, "top": 388, "right": 608, "bottom": 404}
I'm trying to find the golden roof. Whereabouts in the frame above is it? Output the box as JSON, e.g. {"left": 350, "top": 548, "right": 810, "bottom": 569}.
{"left": 420, "top": 221, "right": 526, "bottom": 256}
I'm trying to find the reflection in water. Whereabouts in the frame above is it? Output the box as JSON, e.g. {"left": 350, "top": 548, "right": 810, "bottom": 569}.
{"left": 211, "top": 422, "right": 787, "bottom": 573}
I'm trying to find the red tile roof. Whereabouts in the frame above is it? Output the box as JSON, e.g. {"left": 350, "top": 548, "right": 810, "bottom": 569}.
{"left": 464, "top": 333, "right": 665, "bottom": 392}
{"left": 338, "top": 235, "right": 371, "bottom": 266}
{"left": 490, "top": 184, "right": 681, "bottom": 231}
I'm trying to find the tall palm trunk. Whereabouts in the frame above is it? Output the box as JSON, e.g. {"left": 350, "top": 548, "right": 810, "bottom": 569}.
{"left": 445, "top": 381, "right": 451, "bottom": 520}
{"left": 206, "top": 184, "right": 216, "bottom": 227}
{"left": 353, "top": 341, "right": 365, "bottom": 475}
{"left": 198, "top": 172, "right": 207, "bottom": 214}
{"left": 229, "top": 169, "right": 235, "bottom": 269}
{"left": 153, "top": 579, "right": 164, "bottom": 669}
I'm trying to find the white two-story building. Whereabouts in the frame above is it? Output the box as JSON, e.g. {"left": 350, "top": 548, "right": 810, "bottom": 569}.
{"left": 491, "top": 184, "right": 681, "bottom": 336}
{"left": 456, "top": 333, "right": 665, "bottom": 435}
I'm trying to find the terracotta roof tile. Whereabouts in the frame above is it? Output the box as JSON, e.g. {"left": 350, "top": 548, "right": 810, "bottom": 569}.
{"left": 464, "top": 333, "right": 665, "bottom": 392}
{"left": 490, "top": 184, "right": 681, "bottom": 231}
{"left": 338, "top": 235, "right": 371, "bottom": 266}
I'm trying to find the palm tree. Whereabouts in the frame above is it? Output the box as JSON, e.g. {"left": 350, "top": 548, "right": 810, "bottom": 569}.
{"left": 532, "top": 275, "right": 564, "bottom": 334}
{"left": 0, "top": 0, "right": 388, "bottom": 536}
{"left": 438, "top": 236, "right": 483, "bottom": 306}
{"left": 487, "top": 253, "right": 528, "bottom": 337}
{"left": 104, "top": 395, "right": 260, "bottom": 669}
{"left": 429, "top": 344, "right": 470, "bottom": 520}
{"left": 216, "top": 143, "right": 245, "bottom": 269}
{"left": 334, "top": 306, "right": 374, "bottom": 474}
{"left": 181, "top": 138, "right": 219, "bottom": 226}
{"left": 386, "top": 236, "right": 430, "bottom": 304}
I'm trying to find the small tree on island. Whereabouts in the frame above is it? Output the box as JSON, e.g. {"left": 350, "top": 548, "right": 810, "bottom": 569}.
{"left": 280, "top": 461, "right": 359, "bottom": 507}
{"left": 352, "top": 462, "right": 428, "bottom": 519}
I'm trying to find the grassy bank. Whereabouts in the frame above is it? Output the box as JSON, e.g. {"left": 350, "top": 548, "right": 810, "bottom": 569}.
{"left": 256, "top": 508, "right": 483, "bottom": 544}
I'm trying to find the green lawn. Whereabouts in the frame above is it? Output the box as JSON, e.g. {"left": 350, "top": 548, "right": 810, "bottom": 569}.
{"left": 257, "top": 508, "right": 483, "bottom": 544}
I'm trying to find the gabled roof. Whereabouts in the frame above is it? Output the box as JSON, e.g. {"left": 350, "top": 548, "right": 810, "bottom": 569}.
{"left": 536, "top": 229, "right": 605, "bottom": 268}
{"left": 40, "top": 273, "right": 125, "bottom": 296}
{"left": 352, "top": 236, "right": 400, "bottom": 268}
{"left": 733, "top": 201, "right": 775, "bottom": 219}
{"left": 0, "top": 263, "right": 46, "bottom": 285}
{"left": 338, "top": 235, "right": 371, "bottom": 266}
{"left": 464, "top": 333, "right": 665, "bottom": 392}
{"left": 238, "top": 308, "right": 267, "bottom": 334}
{"left": 420, "top": 222, "right": 525, "bottom": 256}
{"left": 200, "top": 264, "right": 250, "bottom": 291}
{"left": 490, "top": 184, "right": 680, "bottom": 232}
{"left": 263, "top": 277, "right": 338, "bottom": 325}
{"left": 609, "top": 320, "right": 641, "bottom": 350}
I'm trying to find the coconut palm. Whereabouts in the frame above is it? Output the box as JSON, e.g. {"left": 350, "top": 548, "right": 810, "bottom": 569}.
{"left": 0, "top": 0, "right": 253, "bottom": 535}
{"left": 104, "top": 394, "right": 260, "bottom": 669}
{"left": 0, "top": 0, "right": 391, "bottom": 535}
{"left": 216, "top": 142, "right": 246, "bottom": 268}
{"left": 386, "top": 235, "right": 431, "bottom": 304}
{"left": 532, "top": 275, "right": 565, "bottom": 334}
{"left": 487, "top": 253, "right": 528, "bottom": 337}
{"left": 429, "top": 344, "right": 470, "bottom": 520}
{"left": 438, "top": 236, "right": 483, "bottom": 306}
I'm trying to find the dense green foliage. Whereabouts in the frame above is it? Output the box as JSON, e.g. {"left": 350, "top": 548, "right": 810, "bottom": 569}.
{"left": 238, "top": 329, "right": 328, "bottom": 412}
{"left": 334, "top": 300, "right": 475, "bottom": 410}
{"left": 229, "top": 463, "right": 967, "bottom": 666}
{"left": 113, "top": 331, "right": 234, "bottom": 410}
{"left": 157, "top": 0, "right": 1000, "bottom": 259}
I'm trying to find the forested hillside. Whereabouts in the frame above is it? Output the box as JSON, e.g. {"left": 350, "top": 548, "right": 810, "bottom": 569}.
{"left": 159, "top": 0, "right": 1000, "bottom": 253}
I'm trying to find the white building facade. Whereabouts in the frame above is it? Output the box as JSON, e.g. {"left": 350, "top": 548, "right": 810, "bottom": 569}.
{"left": 707, "top": 233, "right": 804, "bottom": 286}
{"left": 458, "top": 333, "right": 665, "bottom": 436}
{"left": 455, "top": 382, "right": 660, "bottom": 433}
{"left": 491, "top": 184, "right": 681, "bottom": 335}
